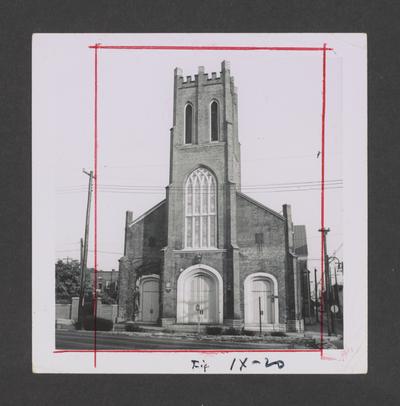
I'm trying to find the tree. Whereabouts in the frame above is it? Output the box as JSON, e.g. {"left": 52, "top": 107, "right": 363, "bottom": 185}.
{"left": 55, "top": 259, "right": 88, "bottom": 303}
{"left": 101, "top": 282, "right": 118, "bottom": 304}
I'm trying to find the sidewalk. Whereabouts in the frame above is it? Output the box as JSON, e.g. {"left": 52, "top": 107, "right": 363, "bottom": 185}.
{"left": 304, "top": 319, "right": 344, "bottom": 349}
{"left": 304, "top": 318, "right": 343, "bottom": 336}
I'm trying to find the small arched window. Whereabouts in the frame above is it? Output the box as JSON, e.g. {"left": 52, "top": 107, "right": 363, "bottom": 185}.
{"left": 185, "top": 168, "right": 217, "bottom": 248}
{"left": 185, "top": 103, "right": 193, "bottom": 144}
{"left": 210, "top": 101, "right": 219, "bottom": 141}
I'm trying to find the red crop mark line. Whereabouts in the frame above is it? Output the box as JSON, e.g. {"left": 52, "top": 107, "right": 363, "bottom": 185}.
{"left": 88, "top": 45, "right": 333, "bottom": 51}
{"left": 60, "top": 42, "right": 333, "bottom": 367}
{"left": 54, "top": 349, "right": 320, "bottom": 354}
{"left": 93, "top": 43, "right": 99, "bottom": 368}
{"left": 320, "top": 44, "right": 327, "bottom": 358}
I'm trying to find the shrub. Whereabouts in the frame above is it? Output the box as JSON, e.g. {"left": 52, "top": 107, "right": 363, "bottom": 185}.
{"left": 270, "top": 331, "right": 286, "bottom": 337}
{"left": 242, "top": 329, "right": 257, "bottom": 336}
{"left": 223, "top": 327, "right": 241, "bottom": 336}
{"left": 125, "top": 324, "right": 143, "bottom": 332}
{"left": 162, "top": 328, "right": 175, "bottom": 334}
{"left": 205, "top": 326, "right": 223, "bottom": 335}
{"left": 82, "top": 301, "right": 94, "bottom": 318}
{"left": 83, "top": 316, "right": 113, "bottom": 331}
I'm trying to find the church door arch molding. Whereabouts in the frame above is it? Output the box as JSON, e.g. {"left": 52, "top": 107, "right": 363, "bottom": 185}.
{"left": 138, "top": 274, "right": 160, "bottom": 323}
{"left": 176, "top": 264, "right": 223, "bottom": 324}
{"left": 244, "top": 272, "right": 279, "bottom": 329}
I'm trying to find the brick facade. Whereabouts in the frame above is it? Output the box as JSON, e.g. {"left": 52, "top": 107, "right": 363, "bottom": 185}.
{"left": 118, "top": 61, "right": 306, "bottom": 332}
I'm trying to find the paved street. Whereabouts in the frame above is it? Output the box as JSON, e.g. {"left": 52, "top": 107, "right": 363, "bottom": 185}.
{"left": 56, "top": 330, "right": 299, "bottom": 350}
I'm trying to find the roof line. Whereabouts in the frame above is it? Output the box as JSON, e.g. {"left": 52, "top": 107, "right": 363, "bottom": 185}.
{"left": 236, "top": 191, "right": 286, "bottom": 220}
{"left": 128, "top": 199, "right": 166, "bottom": 227}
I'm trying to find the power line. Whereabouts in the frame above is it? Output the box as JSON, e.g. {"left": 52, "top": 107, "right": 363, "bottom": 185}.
{"left": 56, "top": 180, "right": 343, "bottom": 195}
{"left": 332, "top": 243, "right": 343, "bottom": 256}
{"left": 56, "top": 248, "right": 123, "bottom": 255}
{"left": 57, "top": 178, "right": 343, "bottom": 191}
{"left": 56, "top": 186, "right": 343, "bottom": 195}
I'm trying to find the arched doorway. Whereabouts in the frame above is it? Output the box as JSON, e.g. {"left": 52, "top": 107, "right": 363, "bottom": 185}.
{"left": 176, "top": 265, "right": 223, "bottom": 324}
{"left": 139, "top": 275, "right": 160, "bottom": 323}
{"left": 244, "top": 273, "right": 279, "bottom": 329}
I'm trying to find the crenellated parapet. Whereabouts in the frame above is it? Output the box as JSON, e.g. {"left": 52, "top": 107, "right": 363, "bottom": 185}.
{"left": 174, "top": 61, "right": 237, "bottom": 95}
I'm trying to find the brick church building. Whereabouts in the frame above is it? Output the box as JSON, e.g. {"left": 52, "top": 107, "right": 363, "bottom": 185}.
{"left": 117, "top": 61, "right": 307, "bottom": 332}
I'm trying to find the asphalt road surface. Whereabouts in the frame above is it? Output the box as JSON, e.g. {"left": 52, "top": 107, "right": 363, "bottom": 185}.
{"left": 56, "top": 330, "right": 297, "bottom": 350}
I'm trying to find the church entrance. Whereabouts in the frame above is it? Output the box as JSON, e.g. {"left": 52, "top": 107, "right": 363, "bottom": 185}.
{"left": 176, "top": 265, "right": 223, "bottom": 324}
{"left": 139, "top": 275, "right": 159, "bottom": 323}
{"left": 187, "top": 273, "right": 216, "bottom": 323}
{"left": 244, "top": 273, "right": 279, "bottom": 329}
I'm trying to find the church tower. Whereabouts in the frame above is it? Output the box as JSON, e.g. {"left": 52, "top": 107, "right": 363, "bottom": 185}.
{"left": 160, "top": 61, "right": 243, "bottom": 326}
{"left": 167, "top": 60, "right": 241, "bottom": 251}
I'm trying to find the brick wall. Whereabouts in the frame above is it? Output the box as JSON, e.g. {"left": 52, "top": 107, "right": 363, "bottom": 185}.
{"left": 236, "top": 193, "right": 288, "bottom": 324}
{"left": 125, "top": 201, "right": 167, "bottom": 260}
{"left": 160, "top": 247, "right": 229, "bottom": 322}
{"left": 119, "top": 202, "right": 167, "bottom": 320}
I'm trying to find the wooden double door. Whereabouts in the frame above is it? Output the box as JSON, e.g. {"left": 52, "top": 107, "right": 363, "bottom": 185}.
{"left": 141, "top": 278, "right": 159, "bottom": 323}
{"left": 186, "top": 273, "right": 218, "bottom": 324}
{"left": 248, "top": 278, "right": 275, "bottom": 325}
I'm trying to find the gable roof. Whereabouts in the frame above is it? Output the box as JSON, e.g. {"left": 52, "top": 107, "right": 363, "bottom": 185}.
{"left": 236, "top": 191, "right": 285, "bottom": 221}
{"left": 128, "top": 199, "right": 166, "bottom": 227}
{"left": 294, "top": 225, "right": 308, "bottom": 257}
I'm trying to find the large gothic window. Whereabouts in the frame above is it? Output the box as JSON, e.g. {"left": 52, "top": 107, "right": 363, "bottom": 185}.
{"left": 210, "top": 100, "right": 219, "bottom": 141}
{"left": 185, "top": 103, "right": 193, "bottom": 144}
{"left": 185, "top": 168, "right": 217, "bottom": 248}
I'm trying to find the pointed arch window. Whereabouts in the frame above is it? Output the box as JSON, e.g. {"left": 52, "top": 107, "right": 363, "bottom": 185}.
{"left": 210, "top": 100, "right": 219, "bottom": 142}
{"left": 185, "top": 168, "right": 217, "bottom": 248}
{"left": 185, "top": 103, "right": 193, "bottom": 144}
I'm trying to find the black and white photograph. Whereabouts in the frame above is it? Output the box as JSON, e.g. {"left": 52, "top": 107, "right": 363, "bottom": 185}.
{"left": 32, "top": 34, "right": 367, "bottom": 373}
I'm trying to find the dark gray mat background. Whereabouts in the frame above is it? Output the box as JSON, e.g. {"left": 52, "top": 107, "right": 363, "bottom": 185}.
{"left": 1, "top": 0, "right": 399, "bottom": 404}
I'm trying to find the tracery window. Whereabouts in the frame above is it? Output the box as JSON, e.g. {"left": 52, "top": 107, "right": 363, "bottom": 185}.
{"left": 185, "top": 168, "right": 217, "bottom": 248}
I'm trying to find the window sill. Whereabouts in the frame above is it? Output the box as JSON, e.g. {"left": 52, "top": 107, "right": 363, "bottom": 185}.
{"left": 177, "top": 142, "right": 225, "bottom": 149}
{"left": 173, "top": 248, "right": 227, "bottom": 253}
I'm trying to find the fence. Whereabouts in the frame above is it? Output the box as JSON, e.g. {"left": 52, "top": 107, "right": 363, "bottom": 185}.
{"left": 56, "top": 297, "right": 119, "bottom": 323}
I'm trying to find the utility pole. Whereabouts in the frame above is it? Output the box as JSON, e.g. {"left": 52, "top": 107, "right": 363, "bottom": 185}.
{"left": 78, "top": 169, "right": 94, "bottom": 327}
{"left": 259, "top": 297, "right": 263, "bottom": 337}
{"left": 306, "top": 269, "right": 312, "bottom": 323}
{"left": 319, "top": 227, "right": 334, "bottom": 336}
{"left": 314, "top": 268, "right": 319, "bottom": 322}
{"left": 77, "top": 237, "right": 85, "bottom": 326}
{"left": 333, "top": 263, "right": 338, "bottom": 301}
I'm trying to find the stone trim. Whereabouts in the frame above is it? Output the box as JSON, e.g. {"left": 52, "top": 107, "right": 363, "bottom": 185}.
{"left": 176, "top": 264, "right": 223, "bottom": 324}
{"left": 173, "top": 248, "right": 227, "bottom": 253}
{"left": 244, "top": 272, "right": 280, "bottom": 329}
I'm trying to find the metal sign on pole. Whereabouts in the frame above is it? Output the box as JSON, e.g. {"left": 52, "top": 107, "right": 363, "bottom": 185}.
{"left": 330, "top": 305, "right": 339, "bottom": 314}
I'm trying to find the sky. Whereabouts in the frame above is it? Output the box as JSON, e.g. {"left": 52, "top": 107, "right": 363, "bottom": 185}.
{"left": 37, "top": 35, "right": 343, "bottom": 286}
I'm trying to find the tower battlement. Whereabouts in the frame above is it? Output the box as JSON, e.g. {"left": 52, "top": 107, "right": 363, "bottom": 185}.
{"left": 175, "top": 61, "right": 237, "bottom": 93}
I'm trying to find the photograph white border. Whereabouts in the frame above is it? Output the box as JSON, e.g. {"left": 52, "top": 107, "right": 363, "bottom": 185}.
{"left": 32, "top": 33, "right": 367, "bottom": 374}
